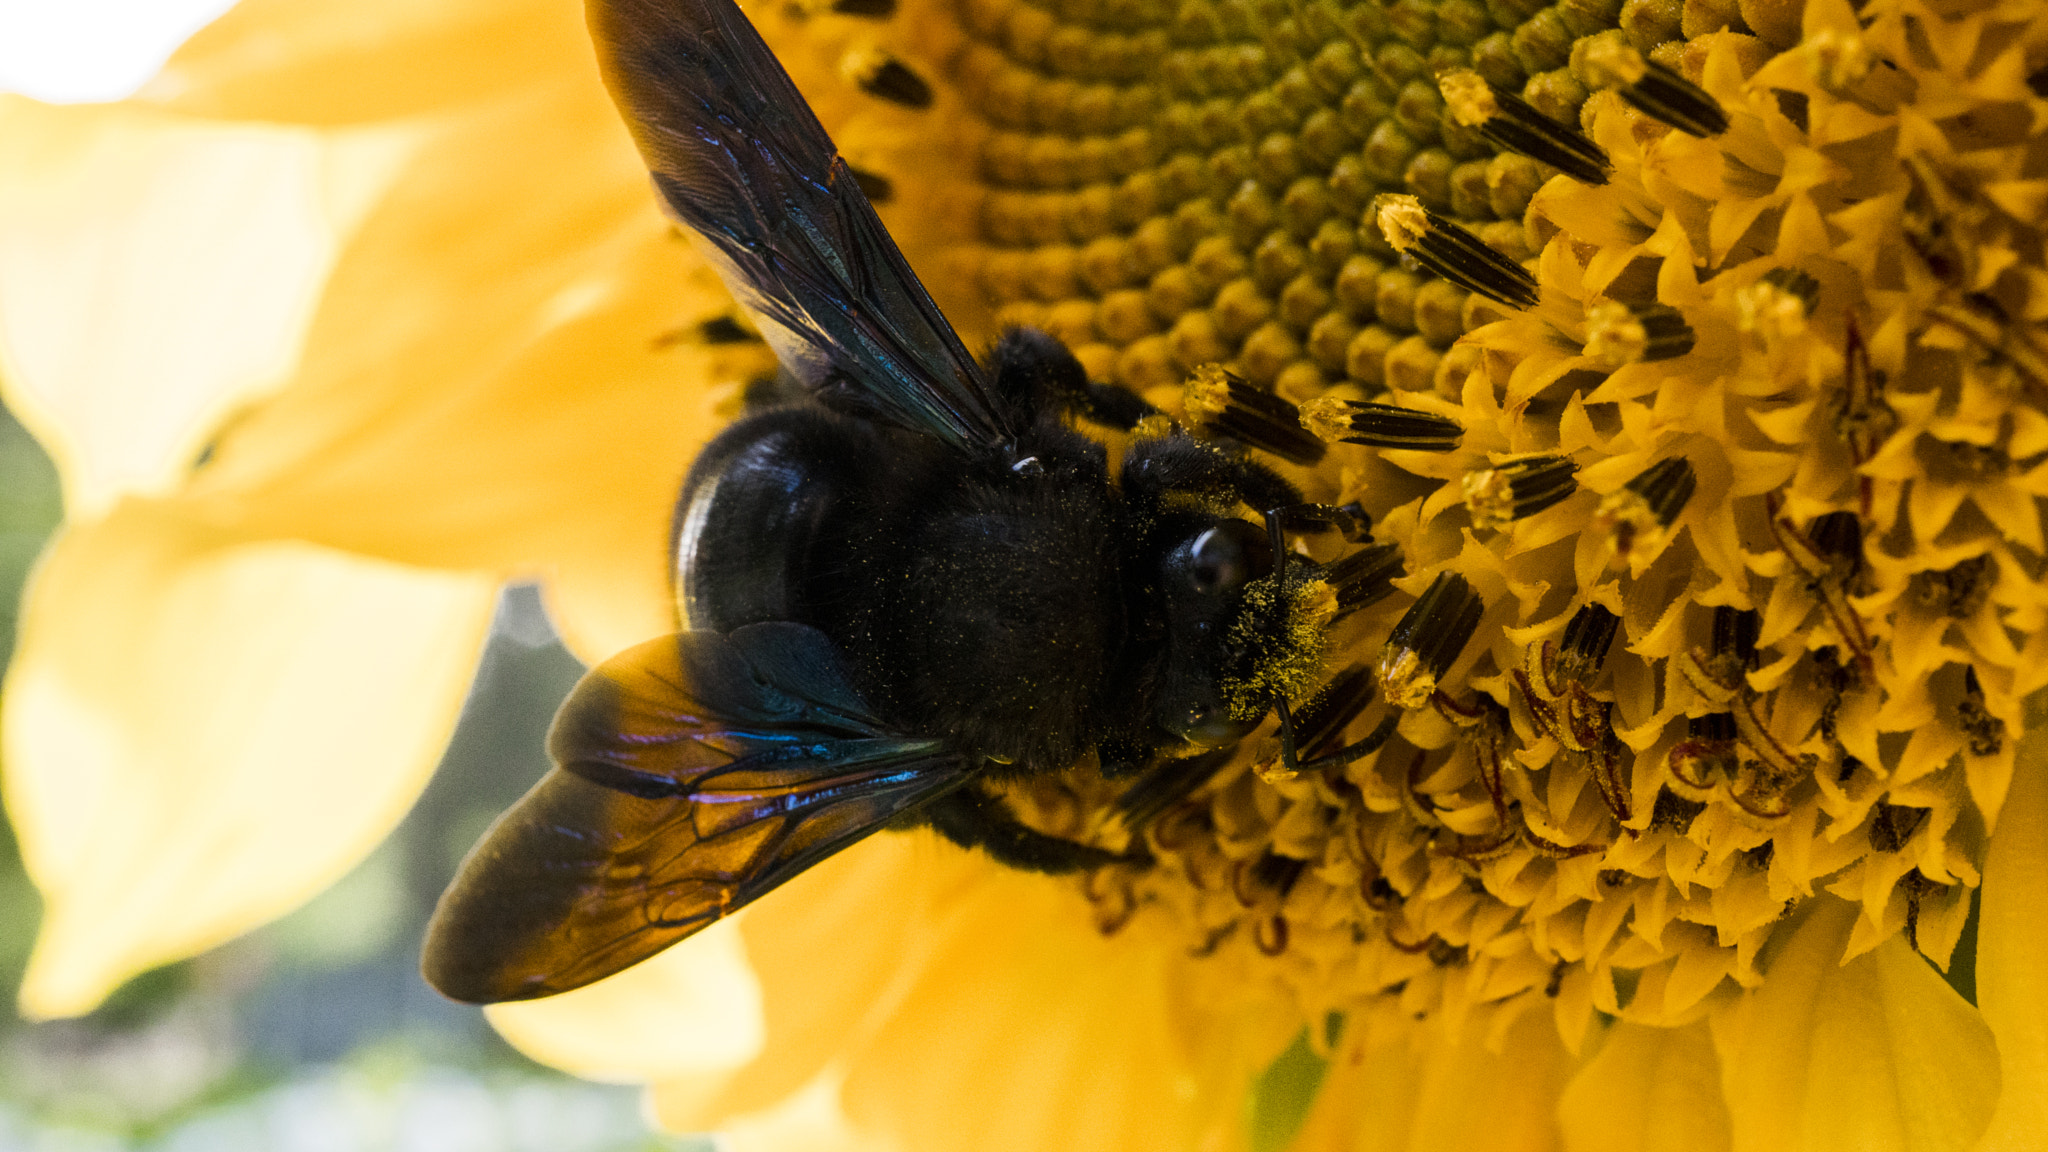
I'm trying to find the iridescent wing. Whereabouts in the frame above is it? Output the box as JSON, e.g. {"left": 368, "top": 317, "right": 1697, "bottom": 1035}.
{"left": 590, "top": 0, "right": 1014, "bottom": 453}
{"left": 422, "top": 623, "right": 967, "bottom": 1003}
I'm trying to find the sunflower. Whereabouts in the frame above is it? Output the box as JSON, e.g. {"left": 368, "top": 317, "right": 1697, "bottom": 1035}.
{"left": 3, "top": 0, "right": 2045, "bottom": 1147}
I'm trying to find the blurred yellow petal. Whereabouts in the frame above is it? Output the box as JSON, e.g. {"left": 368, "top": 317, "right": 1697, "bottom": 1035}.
{"left": 486, "top": 918, "right": 765, "bottom": 1085}
{"left": 147, "top": 0, "right": 567, "bottom": 124}
{"left": 647, "top": 831, "right": 1288, "bottom": 1152}
{"left": 1709, "top": 897, "right": 1999, "bottom": 1152}
{"left": 1293, "top": 1006, "right": 1571, "bottom": 1152}
{"left": 836, "top": 848, "right": 1279, "bottom": 1152}
{"left": 1974, "top": 700, "right": 2048, "bottom": 1151}
{"left": 4, "top": 497, "right": 495, "bottom": 1018}
{"left": 0, "top": 96, "right": 405, "bottom": 518}
{"left": 717, "top": 1069, "right": 898, "bottom": 1152}
{"left": 668, "top": 829, "right": 941, "bottom": 1123}
{"left": 1558, "top": 1021, "right": 1730, "bottom": 1152}
{"left": 129, "top": 0, "right": 769, "bottom": 660}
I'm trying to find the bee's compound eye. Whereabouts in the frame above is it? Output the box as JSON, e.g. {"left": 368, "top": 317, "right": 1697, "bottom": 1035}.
{"left": 1186, "top": 520, "right": 1272, "bottom": 594}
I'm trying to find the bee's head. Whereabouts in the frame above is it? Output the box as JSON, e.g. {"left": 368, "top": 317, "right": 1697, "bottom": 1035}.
{"left": 1152, "top": 517, "right": 1334, "bottom": 749}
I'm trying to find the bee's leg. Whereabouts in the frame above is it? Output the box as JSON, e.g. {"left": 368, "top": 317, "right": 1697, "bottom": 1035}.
{"left": 915, "top": 784, "right": 1137, "bottom": 874}
{"left": 990, "top": 327, "right": 1159, "bottom": 431}
{"left": 1268, "top": 500, "right": 1373, "bottom": 541}
{"left": 1112, "top": 747, "right": 1233, "bottom": 828}
{"left": 1071, "top": 379, "right": 1159, "bottom": 431}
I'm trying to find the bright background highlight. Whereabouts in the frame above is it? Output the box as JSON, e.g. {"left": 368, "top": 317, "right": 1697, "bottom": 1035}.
{"left": 0, "top": 0, "right": 239, "bottom": 102}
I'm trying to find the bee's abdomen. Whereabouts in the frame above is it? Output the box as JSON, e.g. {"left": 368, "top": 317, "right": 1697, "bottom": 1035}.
{"left": 672, "top": 408, "right": 876, "bottom": 633}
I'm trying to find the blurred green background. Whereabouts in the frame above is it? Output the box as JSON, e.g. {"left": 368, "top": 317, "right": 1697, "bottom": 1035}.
{"left": 0, "top": 400, "right": 705, "bottom": 1151}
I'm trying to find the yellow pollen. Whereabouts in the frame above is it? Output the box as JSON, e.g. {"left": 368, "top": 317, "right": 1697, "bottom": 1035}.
{"left": 1437, "top": 69, "right": 1497, "bottom": 128}
{"left": 1372, "top": 194, "right": 1430, "bottom": 254}
{"left": 1579, "top": 37, "right": 1649, "bottom": 88}
{"left": 1804, "top": 28, "right": 1875, "bottom": 90}
{"left": 1581, "top": 299, "right": 1647, "bottom": 368}
{"left": 1735, "top": 279, "right": 1811, "bottom": 345}
{"left": 1296, "top": 396, "right": 1356, "bottom": 446}
{"left": 1179, "top": 364, "right": 1233, "bottom": 422}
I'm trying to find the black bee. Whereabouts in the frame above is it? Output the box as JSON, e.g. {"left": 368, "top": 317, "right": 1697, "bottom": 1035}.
{"left": 421, "top": 0, "right": 1388, "bottom": 1004}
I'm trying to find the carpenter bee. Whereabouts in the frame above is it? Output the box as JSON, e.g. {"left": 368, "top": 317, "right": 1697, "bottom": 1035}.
{"left": 421, "top": 0, "right": 1392, "bottom": 1004}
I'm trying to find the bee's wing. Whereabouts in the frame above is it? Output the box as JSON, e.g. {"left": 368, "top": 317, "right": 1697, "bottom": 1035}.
{"left": 590, "top": 0, "right": 1014, "bottom": 453}
{"left": 422, "top": 623, "right": 967, "bottom": 1003}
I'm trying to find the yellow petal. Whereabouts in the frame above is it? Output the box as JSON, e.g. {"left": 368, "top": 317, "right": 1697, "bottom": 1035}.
{"left": 717, "top": 1069, "right": 900, "bottom": 1152}
{"left": 486, "top": 918, "right": 765, "bottom": 1085}
{"left": 0, "top": 96, "right": 404, "bottom": 518}
{"left": 661, "top": 830, "right": 947, "bottom": 1125}
{"left": 1709, "top": 897, "right": 1999, "bottom": 1152}
{"left": 647, "top": 832, "right": 1283, "bottom": 1152}
{"left": 1973, "top": 696, "right": 2048, "bottom": 1150}
{"left": 1292, "top": 1004, "right": 1571, "bottom": 1152}
{"left": 4, "top": 498, "right": 495, "bottom": 1017}
{"left": 1558, "top": 1020, "right": 1731, "bottom": 1152}
{"left": 149, "top": 0, "right": 560, "bottom": 121}
{"left": 152, "top": 28, "right": 766, "bottom": 660}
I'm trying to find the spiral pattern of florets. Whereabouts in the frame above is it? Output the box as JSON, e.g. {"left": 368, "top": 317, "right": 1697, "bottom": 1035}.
{"left": 815, "top": 0, "right": 2048, "bottom": 1043}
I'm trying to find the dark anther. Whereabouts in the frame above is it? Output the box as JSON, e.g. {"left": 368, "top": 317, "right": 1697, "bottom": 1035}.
{"left": 654, "top": 314, "right": 763, "bottom": 350}
{"left": 1584, "top": 300, "right": 1696, "bottom": 367}
{"left": 1326, "top": 542, "right": 1405, "bottom": 615}
{"left": 1710, "top": 607, "right": 1762, "bottom": 670}
{"left": 1759, "top": 267, "right": 1821, "bottom": 314}
{"left": 848, "top": 164, "right": 894, "bottom": 203}
{"left": 1262, "top": 512, "right": 1400, "bottom": 777}
{"left": 1250, "top": 852, "right": 1308, "bottom": 897}
{"left": 1379, "top": 571, "right": 1485, "bottom": 708}
{"left": 1650, "top": 787, "right": 1707, "bottom": 831}
{"left": 1290, "top": 665, "right": 1378, "bottom": 757}
{"left": 1427, "top": 939, "right": 1467, "bottom": 967}
{"left": 1182, "top": 366, "right": 1327, "bottom": 465}
{"left": 1300, "top": 397, "right": 1463, "bottom": 452}
{"left": 1582, "top": 40, "right": 1729, "bottom": 137}
{"left": 1958, "top": 666, "right": 2006, "bottom": 757}
{"left": 1688, "top": 712, "right": 1737, "bottom": 741}
{"left": 1464, "top": 454, "right": 1579, "bottom": 529}
{"left": 1374, "top": 195, "right": 1540, "bottom": 309}
{"left": 1772, "top": 89, "right": 1810, "bottom": 132}
{"left": 1113, "top": 748, "right": 1233, "bottom": 828}
{"left": 1805, "top": 512, "right": 1864, "bottom": 576}
{"left": 1437, "top": 69, "right": 1611, "bottom": 185}
{"left": 1556, "top": 603, "right": 1621, "bottom": 682}
{"left": 1870, "top": 802, "right": 1929, "bottom": 852}
{"left": 1625, "top": 456, "right": 1698, "bottom": 528}
{"left": 697, "top": 315, "right": 758, "bottom": 344}
{"left": 1910, "top": 554, "right": 1994, "bottom": 618}
{"left": 848, "top": 52, "right": 933, "bottom": 108}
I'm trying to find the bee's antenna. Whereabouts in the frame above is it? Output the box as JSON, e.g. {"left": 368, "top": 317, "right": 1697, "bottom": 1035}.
{"left": 1261, "top": 506, "right": 1399, "bottom": 776}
